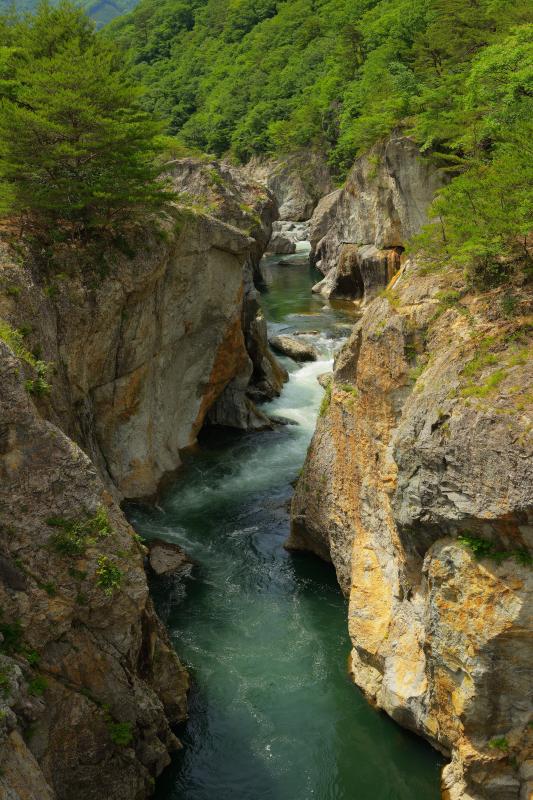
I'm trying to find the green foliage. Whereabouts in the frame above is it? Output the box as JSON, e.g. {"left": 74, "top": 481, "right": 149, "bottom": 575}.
{"left": 102, "top": 702, "right": 134, "bottom": 746}
{"left": 319, "top": 383, "right": 332, "bottom": 417}
{"left": 108, "top": 720, "right": 134, "bottom": 745}
{"left": 500, "top": 294, "right": 519, "bottom": 318}
{"left": 0, "top": 670, "right": 11, "bottom": 697}
{"left": 96, "top": 555, "right": 123, "bottom": 595}
{"left": 0, "top": 617, "right": 23, "bottom": 655}
{"left": 340, "top": 383, "right": 358, "bottom": 397}
{"left": 108, "top": 0, "right": 532, "bottom": 279}
{"left": 24, "top": 362, "right": 51, "bottom": 397}
{"left": 28, "top": 675, "right": 48, "bottom": 696}
{"left": 489, "top": 736, "right": 509, "bottom": 752}
{"left": 458, "top": 534, "right": 532, "bottom": 566}
{"left": 47, "top": 506, "right": 112, "bottom": 557}
{"left": 0, "top": 1, "right": 173, "bottom": 243}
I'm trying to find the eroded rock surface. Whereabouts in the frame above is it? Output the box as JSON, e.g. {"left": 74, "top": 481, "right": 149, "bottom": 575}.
{"left": 268, "top": 220, "right": 311, "bottom": 255}
{"left": 289, "top": 261, "right": 533, "bottom": 799}
{"left": 147, "top": 540, "right": 193, "bottom": 579}
{"left": 0, "top": 340, "right": 189, "bottom": 800}
{"left": 310, "top": 137, "right": 444, "bottom": 300}
{"left": 0, "top": 158, "right": 286, "bottom": 800}
{"left": 269, "top": 335, "right": 318, "bottom": 362}
{"left": 245, "top": 151, "right": 332, "bottom": 222}
{"left": 0, "top": 162, "right": 285, "bottom": 500}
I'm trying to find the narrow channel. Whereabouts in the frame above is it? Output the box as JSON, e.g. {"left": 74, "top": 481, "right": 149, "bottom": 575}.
{"left": 128, "top": 257, "right": 442, "bottom": 800}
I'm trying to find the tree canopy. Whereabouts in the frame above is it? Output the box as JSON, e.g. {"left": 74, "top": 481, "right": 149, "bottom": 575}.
{"left": 107, "top": 0, "right": 532, "bottom": 281}
{"left": 0, "top": 1, "right": 171, "bottom": 241}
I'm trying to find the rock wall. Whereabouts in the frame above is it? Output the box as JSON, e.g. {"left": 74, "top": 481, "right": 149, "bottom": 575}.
{"left": 289, "top": 260, "right": 533, "bottom": 799}
{"left": 0, "top": 338, "right": 189, "bottom": 800}
{"left": 310, "top": 136, "right": 444, "bottom": 300}
{"left": 244, "top": 150, "right": 332, "bottom": 223}
{"left": 0, "top": 159, "right": 285, "bottom": 799}
{"left": 0, "top": 162, "right": 285, "bottom": 501}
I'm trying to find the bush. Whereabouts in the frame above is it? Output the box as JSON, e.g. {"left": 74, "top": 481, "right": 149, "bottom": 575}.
{"left": 108, "top": 720, "right": 134, "bottom": 746}
{"left": 96, "top": 556, "right": 123, "bottom": 595}
{"left": 28, "top": 676, "right": 48, "bottom": 696}
{"left": 47, "top": 507, "right": 112, "bottom": 557}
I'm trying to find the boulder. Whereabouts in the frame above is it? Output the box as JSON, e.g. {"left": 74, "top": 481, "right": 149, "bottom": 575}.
{"left": 317, "top": 372, "right": 333, "bottom": 389}
{"left": 269, "top": 335, "right": 318, "bottom": 362}
{"left": 312, "top": 244, "right": 402, "bottom": 301}
{"left": 147, "top": 539, "right": 193, "bottom": 578}
{"left": 268, "top": 220, "right": 310, "bottom": 254}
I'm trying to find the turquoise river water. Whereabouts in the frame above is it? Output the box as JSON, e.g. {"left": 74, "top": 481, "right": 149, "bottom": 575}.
{"left": 128, "top": 256, "right": 443, "bottom": 800}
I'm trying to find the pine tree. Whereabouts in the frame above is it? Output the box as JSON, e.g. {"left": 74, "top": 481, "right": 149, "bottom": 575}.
{"left": 0, "top": 1, "right": 171, "bottom": 239}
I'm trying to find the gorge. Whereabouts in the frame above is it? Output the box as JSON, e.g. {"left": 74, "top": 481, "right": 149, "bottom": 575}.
{"left": 0, "top": 2, "right": 532, "bottom": 799}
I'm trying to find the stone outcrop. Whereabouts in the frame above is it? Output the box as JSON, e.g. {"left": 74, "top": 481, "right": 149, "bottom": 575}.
{"left": 268, "top": 220, "right": 311, "bottom": 255}
{"left": 147, "top": 540, "right": 193, "bottom": 579}
{"left": 0, "top": 158, "right": 286, "bottom": 800}
{"left": 312, "top": 243, "right": 402, "bottom": 301}
{"left": 0, "top": 339, "right": 189, "bottom": 800}
{"left": 289, "top": 260, "right": 533, "bottom": 800}
{"left": 269, "top": 335, "right": 318, "bottom": 362}
{"left": 310, "top": 136, "right": 444, "bottom": 300}
{"left": 0, "top": 162, "right": 285, "bottom": 501}
{"left": 244, "top": 150, "right": 332, "bottom": 222}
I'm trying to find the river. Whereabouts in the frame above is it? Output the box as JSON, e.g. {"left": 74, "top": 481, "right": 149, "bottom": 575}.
{"left": 128, "top": 255, "right": 443, "bottom": 800}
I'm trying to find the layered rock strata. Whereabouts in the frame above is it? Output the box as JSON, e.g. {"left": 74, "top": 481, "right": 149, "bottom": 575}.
{"left": 289, "top": 260, "right": 533, "bottom": 799}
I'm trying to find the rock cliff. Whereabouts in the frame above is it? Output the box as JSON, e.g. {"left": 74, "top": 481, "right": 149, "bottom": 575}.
{"left": 289, "top": 260, "right": 533, "bottom": 799}
{"left": 0, "top": 160, "right": 284, "bottom": 798}
{"left": 0, "top": 336, "right": 189, "bottom": 800}
{"left": 244, "top": 150, "right": 332, "bottom": 223}
{"left": 310, "top": 136, "right": 444, "bottom": 300}
{"left": 0, "top": 161, "right": 285, "bottom": 501}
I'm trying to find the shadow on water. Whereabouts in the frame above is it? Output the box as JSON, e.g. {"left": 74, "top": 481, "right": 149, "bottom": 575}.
{"left": 127, "top": 260, "right": 444, "bottom": 800}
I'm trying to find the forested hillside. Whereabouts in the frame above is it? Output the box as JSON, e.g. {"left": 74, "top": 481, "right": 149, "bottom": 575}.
{"left": 110, "top": 0, "right": 532, "bottom": 282}
{"left": 0, "top": 0, "right": 137, "bottom": 27}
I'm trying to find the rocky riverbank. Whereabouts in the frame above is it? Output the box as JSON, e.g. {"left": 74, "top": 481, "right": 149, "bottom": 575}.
{"left": 0, "top": 159, "right": 285, "bottom": 799}
{"left": 288, "top": 139, "right": 533, "bottom": 799}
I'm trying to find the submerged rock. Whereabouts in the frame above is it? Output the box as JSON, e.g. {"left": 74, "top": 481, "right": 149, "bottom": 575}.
{"left": 269, "top": 335, "right": 318, "bottom": 362}
{"left": 289, "top": 259, "right": 533, "bottom": 800}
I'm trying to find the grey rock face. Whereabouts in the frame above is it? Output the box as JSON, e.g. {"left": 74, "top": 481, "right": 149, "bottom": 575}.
{"left": 310, "top": 137, "right": 444, "bottom": 300}
{"left": 290, "top": 260, "right": 533, "bottom": 800}
{"left": 0, "top": 158, "right": 287, "bottom": 799}
{"left": 0, "top": 163, "right": 286, "bottom": 501}
{"left": 269, "top": 335, "right": 319, "bottom": 362}
{"left": 244, "top": 151, "right": 333, "bottom": 221}
{"left": 312, "top": 244, "right": 402, "bottom": 300}
{"left": 268, "top": 220, "right": 310, "bottom": 254}
{"left": 0, "top": 341, "right": 189, "bottom": 800}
